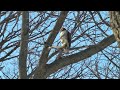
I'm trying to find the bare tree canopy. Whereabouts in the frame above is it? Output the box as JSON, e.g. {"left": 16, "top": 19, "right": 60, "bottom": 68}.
{"left": 0, "top": 11, "right": 120, "bottom": 79}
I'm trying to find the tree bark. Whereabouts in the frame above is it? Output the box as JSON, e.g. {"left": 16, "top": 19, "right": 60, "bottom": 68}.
{"left": 109, "top": 11, "right": 120, "bottom": 48}
{"left": 19, "top": 11, "right": 29, "bottom": 79}
{"left": 45, "top": 35, "right": 116, "bottom": 77}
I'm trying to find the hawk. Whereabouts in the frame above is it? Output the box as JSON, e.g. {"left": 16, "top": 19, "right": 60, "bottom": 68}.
{"left": 59, "top": 27, "right": 71, "bottom": 53}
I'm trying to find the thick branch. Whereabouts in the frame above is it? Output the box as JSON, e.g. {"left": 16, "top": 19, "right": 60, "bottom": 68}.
{"left": 0, "top": 46, "right": 18, "bottom": 62}
{"left": 45, "top": 35, "right": 116, "bottom": 77}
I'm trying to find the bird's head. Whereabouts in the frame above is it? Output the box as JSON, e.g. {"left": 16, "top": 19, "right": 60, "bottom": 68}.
{"left": 60, "top": 27, "right": 66, "bottom": 32}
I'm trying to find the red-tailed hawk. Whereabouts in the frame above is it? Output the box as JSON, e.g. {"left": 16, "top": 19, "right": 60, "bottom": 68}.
{"left": 59, "top": 27, "right": 71, "bottom": 53}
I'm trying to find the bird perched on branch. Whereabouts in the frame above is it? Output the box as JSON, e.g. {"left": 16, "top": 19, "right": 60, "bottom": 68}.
{"left": 59, "top": 27, "right": 71, "bottom": 53}
{"left": 48, "top": 27, "right": 71, "bottom": 53}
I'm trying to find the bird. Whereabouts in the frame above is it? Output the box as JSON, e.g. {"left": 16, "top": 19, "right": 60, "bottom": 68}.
{"left": 59, "top": 27, "right": 71, "bottom": 53}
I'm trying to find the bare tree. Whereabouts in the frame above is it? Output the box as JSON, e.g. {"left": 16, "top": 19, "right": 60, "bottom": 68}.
{"left": 0, "top": 11, "right": 119, "bottom": 79}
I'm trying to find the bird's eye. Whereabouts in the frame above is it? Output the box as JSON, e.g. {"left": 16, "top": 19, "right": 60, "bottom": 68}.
{"left": 60, "top": 27, "right": 66, "bottom": 31}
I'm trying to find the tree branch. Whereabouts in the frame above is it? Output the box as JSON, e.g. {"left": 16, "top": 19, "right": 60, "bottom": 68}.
{"left": 45, "top": 35, "right": 116, "bottom": 77}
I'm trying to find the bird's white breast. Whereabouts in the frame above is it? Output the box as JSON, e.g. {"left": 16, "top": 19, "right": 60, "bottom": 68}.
{"left": 60, "top": 31, "right": 67, "bottom": 44}
{"left": 60, "top": 31, "right": 67, "bottom": 39}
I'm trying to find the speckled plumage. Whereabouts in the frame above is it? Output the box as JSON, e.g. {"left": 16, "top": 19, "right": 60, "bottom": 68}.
{"left": 59, "top": 27, "right": 71, "bottom": 52}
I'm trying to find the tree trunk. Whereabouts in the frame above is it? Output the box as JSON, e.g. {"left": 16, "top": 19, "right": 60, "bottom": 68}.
{"left": 109, "top": 11, "right": 120, "bottom": 48}
{"left": 19, "top": 11, "right": 29, "bottom": 79}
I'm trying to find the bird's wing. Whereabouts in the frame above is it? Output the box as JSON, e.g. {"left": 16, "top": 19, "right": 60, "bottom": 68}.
{"left": 67, "top": 31, "right": 71, "bottom": 47}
